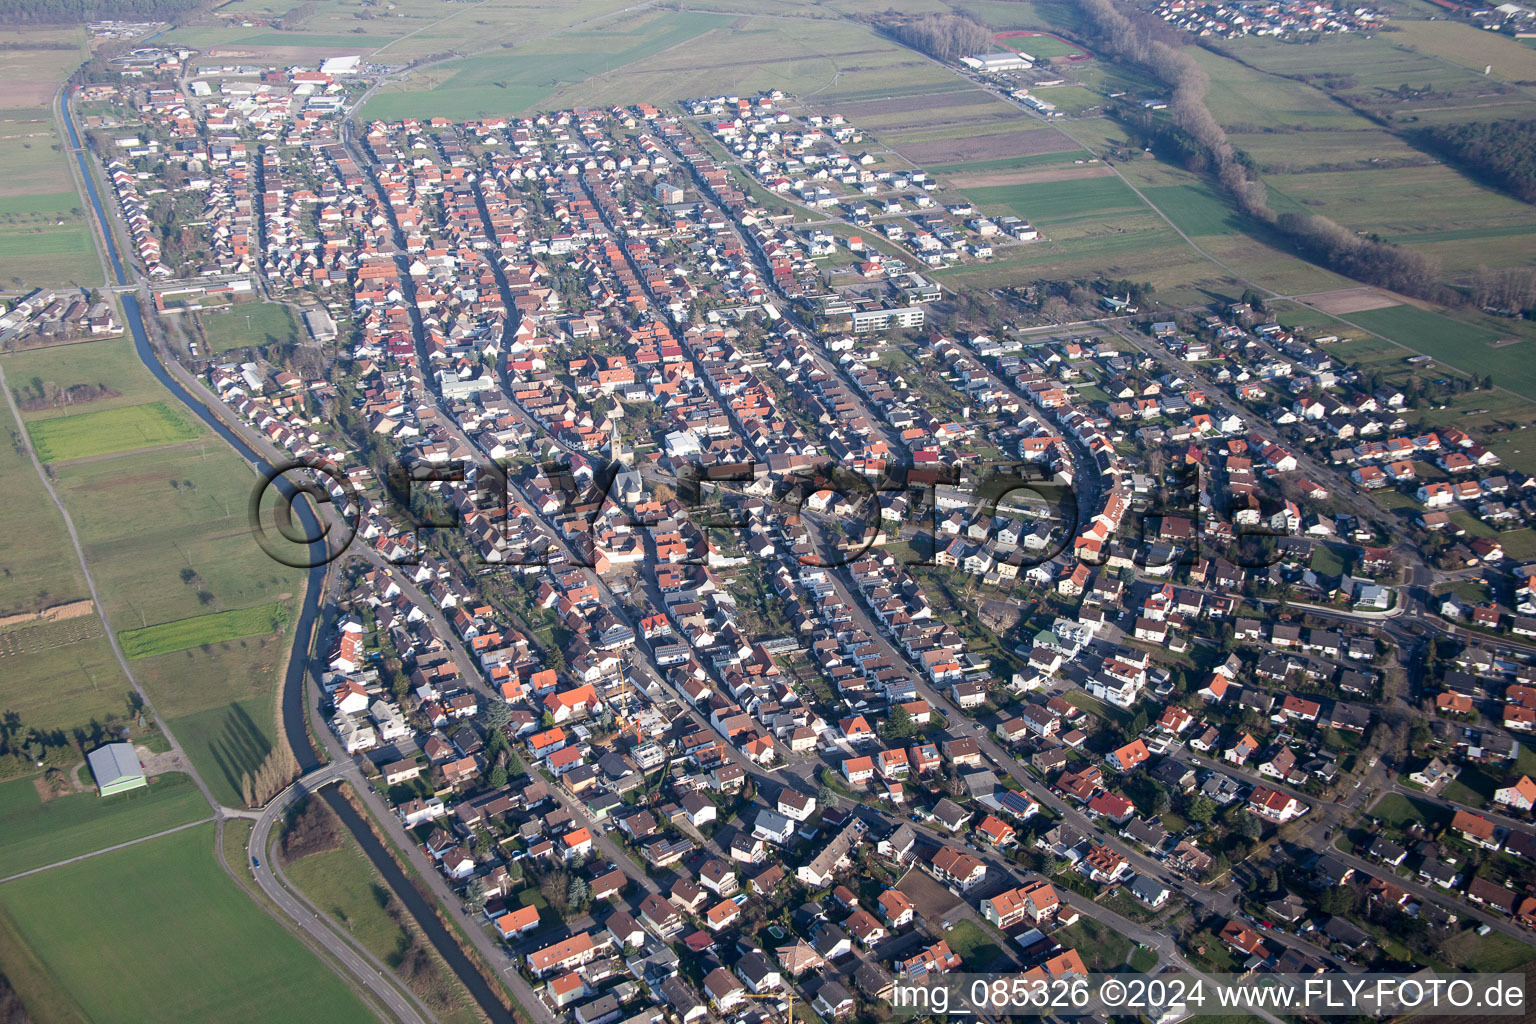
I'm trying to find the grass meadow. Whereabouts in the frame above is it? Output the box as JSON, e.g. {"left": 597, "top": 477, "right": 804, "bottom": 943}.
{"left": 197, "top": 302, "right": 300, "bottom": 354}
{"left": 1341, "top": 304, "right": 1536, "bottom": 402}
{"left": 0, "top": 636, "right": 131, "bottom": 735}
{"left": 0, "top": 394, "right": 89, "bottom": 615}
{"left": 26, "top": 401, "right": 203, "bottom": 462}
{"left": 149, "top": 637, "right": 295, "bottom": 807}
{"left": 118, "top": 602, "right": 288, "bottom": 659}
{"left": 6, "top": 339, "right": 303, "bottom": 806}
{"left": 363, "top": 8, "right": 955, "bottom": 120}
{"left": 0, "top": 773, "right": 208, "bottom": 878}
{"left": 4, "top": 336, "right": 165, "bottom": 419}
{"left": 0, "top": 27, "right": 101, "bottom": 286}
{"left": 0, "top": 823, "right": 376, "bottom": 1024}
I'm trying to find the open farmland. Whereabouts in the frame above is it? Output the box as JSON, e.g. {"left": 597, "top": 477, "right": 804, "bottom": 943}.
{"left": 886, "top": 121, "right": 1083, "bottom": 165}
{"left": 1263, "top": 163, "right": 1536, "bottom": 275}
{"left": 1169, "top": 36, "right": 1536, "bottom": 276}
{"left": 934, "top": 151, "right": 1240, "bottom": 295}
{"left": 0, "top": 394, "right": 88, "bottom": 615}
{"left": 954, "top": 0, "right": 1091, "bottom": 35}
{"left": 26, "top": 401, "right": 203, "bottom": 462}
{"left": 1223, "top": 31, "right": 1536, "bottom": 126}
{"left": 168, "top": 0, "right": 646, "bottom": 63}
{"left": 0, "top": 773, "right": 209, "bottom": 878}
{"left": 0, "top": 823, "right": 376, "bottom": 1024}
{"left": 161, "top": 687, "right": 284, "bottom": 807}
{"left": 13, "top": 334, "right": 307, "bottom": 807}
{"left": 1330, "top": 304, "right": 1536, "bottom": 401}
{"left": 362, "top": 8, "right": 735, "bottom": 121}
{"left": 965, "top": 175, "right": 1149, "bottom": 225}
{"left": 1385, "top": 19, "right": 1536, "bottom": 83}
{"left": 48, "top": 436, "right": 298, "bottom": 624}
{"left": 925, "top": 150, "right": 1095, "bottom": 177}
{"left": 364, "top": 8, "right": 957, "bottom": 121}
{"left": 834, "top": 88, "right": 996, "bottom": 120}
{"left": 0, "top": 636, "right": 130, "bottom": 734}
{"left": 0, "top": 191, "right": 97, "bottom": 289}
{"left": 118, "top": 602, "right": 288, "bottom": 659}
{"left": 4, "top": 336, "right": 164, "bottom": 419}
{"left": 0, "top": 27, "right": 100, "bottom": 287}
{"left": 997, "top": 32, "right": 1087, "bottom": 60}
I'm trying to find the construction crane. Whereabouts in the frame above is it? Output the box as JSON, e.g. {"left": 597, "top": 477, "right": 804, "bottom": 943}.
{"left": 739, "top": 985, "right": 798, "bottom": 1024}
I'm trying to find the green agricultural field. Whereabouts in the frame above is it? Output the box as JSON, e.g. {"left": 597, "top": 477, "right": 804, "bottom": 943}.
{"left": 1030, "top": 85, "right": 1102, "bottom": 115}
{"left": 1386, "top": 19, "right": 1536, "bottom": 83}
{"left": 0, "top": 397, "right": 89, "bottom": 615}
{"left": 363, "top": 9, "right": 735, "bottom": 121}
{"left": 0, "top": 773, "right": 209, "bottom": 878}
{"left": 935, "top": 229, "right": 1224, "bottom": 295}
{"left": 51, "top": 441, "right": 300, "bottom": 632}
{"left": 26, "top": 400, "right": 203, "bottom": 462}
{"left": 197, "top": 302, "right": 300, "bottom": 354}
{"left": 150, "top": 640, "right": 293, "bottom": 807}
{"left": 0, "top": 191, "right": 82, "bottom": 217}
{"left": 1230, "top": 128, "right": 1427, "bottom": 175}
{"left": 170, "top": 0, "right": 653, "bottom": 62}
{"left": 1190, "top": 46, "right": 1376, "bottom": 132}
{"left": 1137, "top": 184, "right": 1242, "bottom": 237}
{"left": 1002, "top": 34, "right": 1085, "bottom": 59}
{"left": 366, "top": 8, "right": 955, "bottom": 120}
{"left": 955, "top": 0, "right": 1088, "bottom": 34}
{"left": 1341, "top": 305, "right": 1536, "bottom": 401}
{"left": 4, "top": 336, "right": 165, "bottom": 421}
{"left": 118, "top": 602, "right": 289, "bottom": 659}
{"left": 926, "top": 150, "right": 1094, "bottom": 176}
{"left": 0, "top": 636, "right": 130, "bottom": 736}
{"left": 0, "top": 223, "right": 96, "bottom": 285}
{"left": 855, "top": 100, "right": 1021, "bottom": 133}
{"left": 0, "top": 823, "right": 376, "bottom": 1024}
{"left": 1229, "top": 31, "right": 1536, "bottom": 126}
{"left": 964, "top": 175, "right": 1146, "bottom": 224}
{"left": 27, "top": 377, "right": 303, "bottom": 808}
{"left": 0, "top": 189, "right": 98, "bottom": 285}
{"left": 1263, "top": 163, "right": 1536, "bottom": 274}
{"left": 0, "top": 29, "right": 101, "bottom": 287}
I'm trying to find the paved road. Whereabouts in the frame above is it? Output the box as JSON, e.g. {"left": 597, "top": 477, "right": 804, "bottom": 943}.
{"left": 249, "top": 764, "right": 434, "bottom": 1024}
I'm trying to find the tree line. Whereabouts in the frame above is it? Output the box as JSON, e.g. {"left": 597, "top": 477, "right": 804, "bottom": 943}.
{"left": 0, "top": 0, "right": 205, "bottom": 25}
{"left": 1465, "top": 265, "right": 1536, "bottom": 316}
{"left": 1276, "top": 211, "right": 1442, "bottom": 298}
{"left": 0, "top": 972, "right": 28, "bottom": 1024}
{"left": 280, "top": 794, "right": 342, "bottom": 861}
{"left": 241, "top": 742, "right": 301, "bottom": 808}
{"left": 1415, "top": 118, "right": 1536, "bottom": 204}
{"left": 276, "top": 1, "right": 317, "bottom": 31}
{"left": 871, "top": 11, "right": 992, "bottom": 63}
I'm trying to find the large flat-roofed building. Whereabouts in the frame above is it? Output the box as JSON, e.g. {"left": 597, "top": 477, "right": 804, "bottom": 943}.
{"left": 851, "top": 306, "right": 925, "bottom": 333}
{"left": 962, "top": 52, "right": 1033, "bottom": 72}
{"left": 303, "top": 308, "right": 337, "bottom": 342}
{"left": 87, "top": 742, "right": 146, "bottom": 797}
